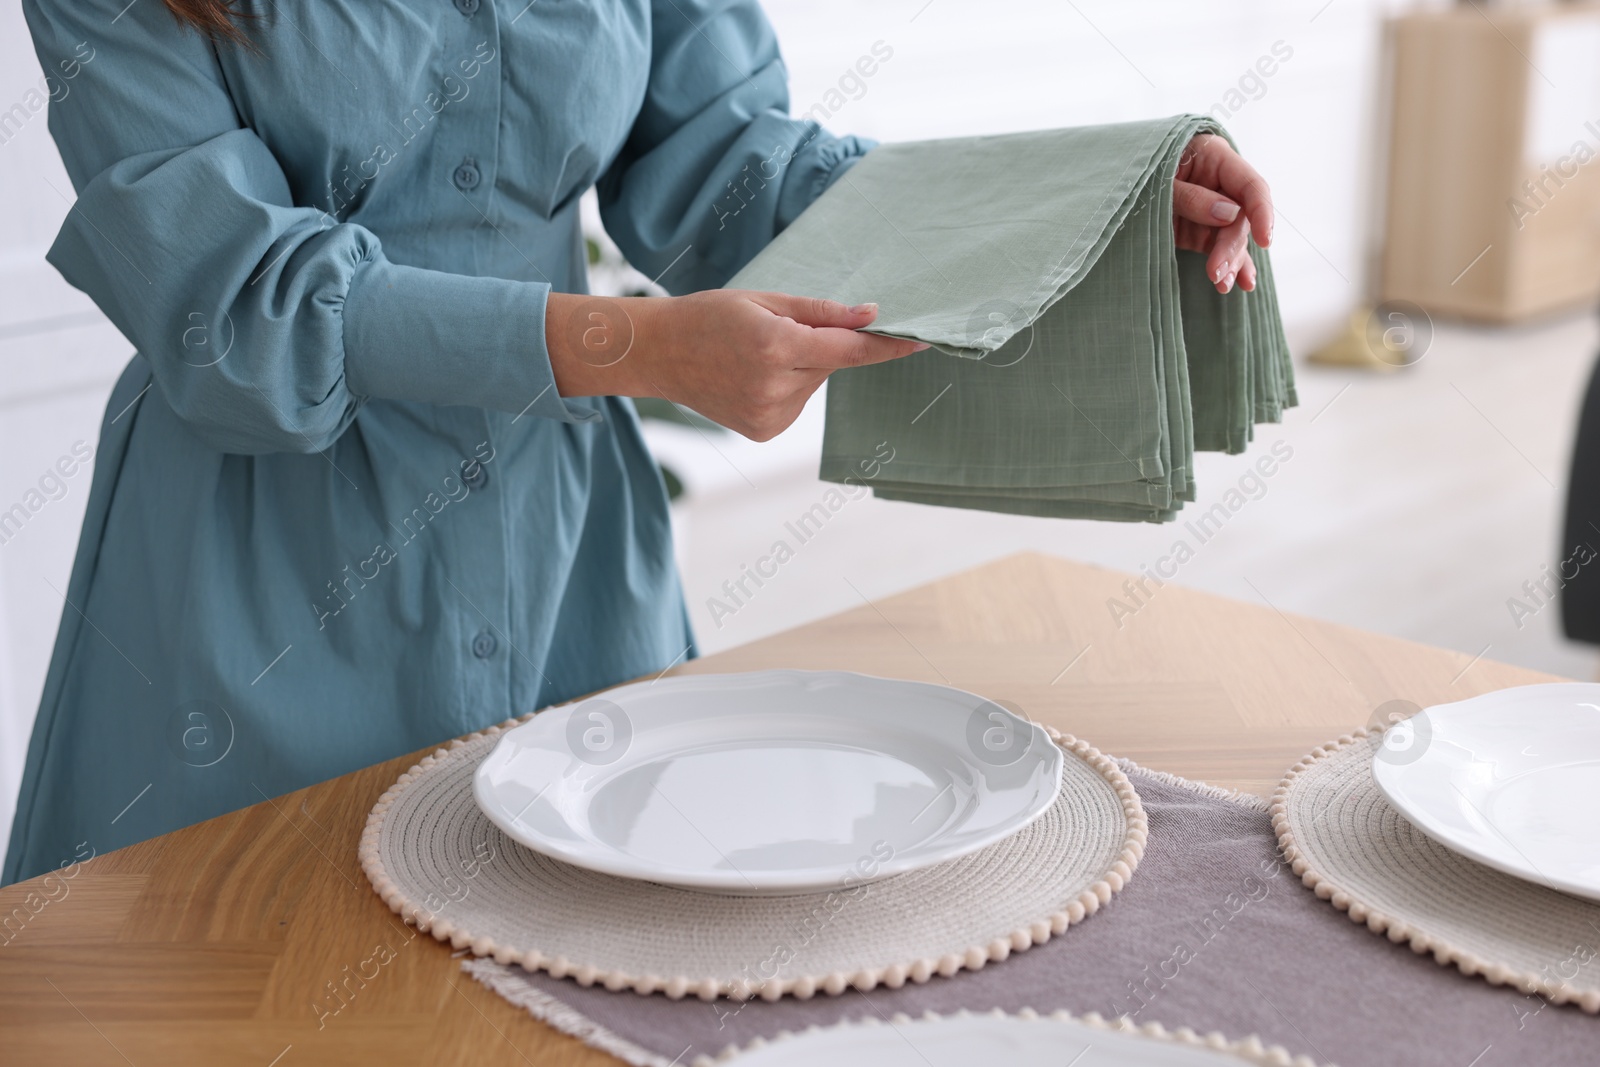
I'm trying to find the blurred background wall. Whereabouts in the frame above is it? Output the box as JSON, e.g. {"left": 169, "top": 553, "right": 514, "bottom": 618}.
{"left": 2, "top": 0, "right": 1593, "bottom": 857}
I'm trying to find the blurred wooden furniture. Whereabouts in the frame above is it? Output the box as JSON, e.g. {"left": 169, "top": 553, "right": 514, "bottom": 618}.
{"left": 1382, "top": 2, "right": 1600, "bottom": 322}
{"left": 0, "top": 552, "right": 1559, "bottom": 1066}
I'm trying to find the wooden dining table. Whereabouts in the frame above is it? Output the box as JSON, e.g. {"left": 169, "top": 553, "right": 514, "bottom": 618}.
{"left": 0, "top": 552, "right": 1560, "bottom": 1065}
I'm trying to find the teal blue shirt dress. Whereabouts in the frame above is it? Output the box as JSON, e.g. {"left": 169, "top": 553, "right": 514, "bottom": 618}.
{"left": 4, "top": 0, "right": 870, "bottom": 884}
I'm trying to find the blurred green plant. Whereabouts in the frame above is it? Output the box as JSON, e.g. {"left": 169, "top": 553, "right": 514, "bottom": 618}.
{"left": 631, "top": 397, "right": 722, "bottom": 432}
{"left": 582, "top": 205, "right": 725, "bottom": 501}
{"left": 658, "top": 463, "right": 684, "bottom": 501}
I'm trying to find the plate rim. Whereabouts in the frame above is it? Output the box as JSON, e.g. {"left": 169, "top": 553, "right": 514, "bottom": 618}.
{"left": 472, "top": 668, "right": 1064, "bottom": 892}
{"left": 700, "top": 1007, "right": 1318, "bottom": 1066}
{"left": 1370, "top": 681, "right": 1600, "bottom": 901}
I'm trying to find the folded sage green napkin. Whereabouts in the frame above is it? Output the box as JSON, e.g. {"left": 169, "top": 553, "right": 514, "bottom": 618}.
{"left": 726, "top": 114, "right": 1295, "bottom": 521}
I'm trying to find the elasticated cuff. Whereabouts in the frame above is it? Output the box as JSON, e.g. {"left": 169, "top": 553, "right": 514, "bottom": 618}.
{"left": 775, "top": 133, "right": 876, "bottom": 232}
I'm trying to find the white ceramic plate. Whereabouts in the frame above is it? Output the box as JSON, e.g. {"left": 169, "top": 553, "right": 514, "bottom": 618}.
{"left": 1371, "top": 683, "right": 1600, "bottom": 901}
{"left": 721, "top": 1013, "right": 1276, "bottom": 1066}
{"left": 474, "top": 670, "right": 1062, "bottom": 895}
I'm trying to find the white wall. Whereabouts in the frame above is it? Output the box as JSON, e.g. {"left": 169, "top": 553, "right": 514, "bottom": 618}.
{"left": 0, "top": 4, "right": 132, "bottom": 871}
{"left": 766, "top": 0, "right": 1415, "bottom": 341}
{"left": 0, "top": 0, "right": 1407, "bottom": 865}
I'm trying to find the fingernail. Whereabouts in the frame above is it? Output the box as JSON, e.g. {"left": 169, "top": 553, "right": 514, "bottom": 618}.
{"left": 1214, "top": 265, "right": 1226, "bottom": 282}
{"left": 849, "top": 303, "right": 878, "bottom": 314}
{"left": 911, "top": 342, "right": 931, "bottom": 352}
{"left": 1210, "top": 201, "right": 1240, "bottom": 223}
{"left": 1222, "top": 272, "right": 1235, "bottom": 293}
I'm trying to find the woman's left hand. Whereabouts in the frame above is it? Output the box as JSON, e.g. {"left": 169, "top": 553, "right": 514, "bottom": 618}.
{"left": 1172, "top": 133, "right": 1274, "bottom": 294}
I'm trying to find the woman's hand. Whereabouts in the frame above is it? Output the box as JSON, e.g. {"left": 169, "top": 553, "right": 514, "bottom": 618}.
{"left": 1172, "top": 133, "right": 1274, "bottom": 295}
{"left": 547, "top": 290, "right": 927, "bottom": 440}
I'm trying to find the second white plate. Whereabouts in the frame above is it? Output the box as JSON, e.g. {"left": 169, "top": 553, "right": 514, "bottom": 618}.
{"left": 719, "top": 1012, "right": 1293, "bottom": 1066}
{"left": 1371, "top": 682, "right": 1600, "bottom": 901}
{"left": 474, "top": 670, "right": 1062, "bottom": 894}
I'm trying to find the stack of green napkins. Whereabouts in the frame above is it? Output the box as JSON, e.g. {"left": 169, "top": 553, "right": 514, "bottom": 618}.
{"left": 725, "top": 114, "right": 1295, "bottom": 522}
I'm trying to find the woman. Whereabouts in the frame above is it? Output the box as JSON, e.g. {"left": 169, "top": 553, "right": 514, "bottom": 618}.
{"left": 6, "top": 0, "right": 1271, "bottom": 884}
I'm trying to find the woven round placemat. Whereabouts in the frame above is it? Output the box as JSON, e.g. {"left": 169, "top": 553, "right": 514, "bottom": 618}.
{"left": 1273, "top": 728, "right": 1600, "bottom": 1012}
{"left": 360, "top": 717, "right": 1145, "bottom": 1001}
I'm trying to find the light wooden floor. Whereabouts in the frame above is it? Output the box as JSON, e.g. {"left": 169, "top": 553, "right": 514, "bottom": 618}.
{"left": 668, "top": 311, "right": 1600, "bottom": 685}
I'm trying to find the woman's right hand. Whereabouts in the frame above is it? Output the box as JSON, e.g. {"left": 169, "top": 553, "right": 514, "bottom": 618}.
{"left": 547, "top": 290, "right": 927, "bottom": 441}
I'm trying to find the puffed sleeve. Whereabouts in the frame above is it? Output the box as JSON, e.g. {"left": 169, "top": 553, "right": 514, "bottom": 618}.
{"left": 596, "top": 0, "right": 873, "bottom": 294}
{"left": 24, "top": 0, "right": 593, "bottom": 457}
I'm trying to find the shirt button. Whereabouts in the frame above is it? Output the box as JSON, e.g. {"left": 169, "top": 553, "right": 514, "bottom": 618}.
{"left": 472, "top": 630, "right": 498, "bottom": 658}
{"left": 462, "top": 458, "right": 488, "bottom": 489}
{"left": 454, "top": 0, "right": 480, "bottom": 15}
{"left": 453, "top": 160, "right": 481, "bottom": 191}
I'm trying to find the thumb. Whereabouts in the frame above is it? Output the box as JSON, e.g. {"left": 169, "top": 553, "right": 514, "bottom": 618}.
{"left": 748, "top": 291, "right": 881, "bottom": 330}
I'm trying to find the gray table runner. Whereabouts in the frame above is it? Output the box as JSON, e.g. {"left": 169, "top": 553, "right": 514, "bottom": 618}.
{"left": 727, "top": 115, "right": 1295, "bottom": 522}
{"left": 467, "top": 766, "right": 1595, "bottom": 1066}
